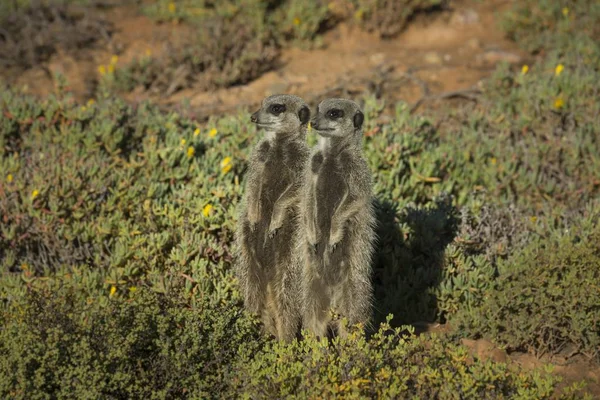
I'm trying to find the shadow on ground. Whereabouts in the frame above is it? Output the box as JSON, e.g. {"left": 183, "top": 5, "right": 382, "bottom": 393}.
{"left": 371, "top": 194, "right": 459, "bottom": 331}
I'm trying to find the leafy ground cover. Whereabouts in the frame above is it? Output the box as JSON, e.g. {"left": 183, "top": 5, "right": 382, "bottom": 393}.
{"left": 0, "top": 0, "right": 599, "bottom": 398}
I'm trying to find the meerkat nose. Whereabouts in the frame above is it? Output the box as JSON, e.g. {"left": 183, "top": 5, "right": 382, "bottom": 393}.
{"left": 250, "top": 111, "right": 259, "bottom": 123}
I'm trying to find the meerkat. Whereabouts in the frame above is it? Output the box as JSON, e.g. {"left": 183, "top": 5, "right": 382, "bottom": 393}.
{"left": 298, "top": 98, "right": 376, "bottom": 339}
{"left": 235, "top": 94, "right": 311, "bottom": 341}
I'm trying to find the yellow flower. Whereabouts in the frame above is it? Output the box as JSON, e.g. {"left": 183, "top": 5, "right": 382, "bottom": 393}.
{"left": 168, "top": 1, "right": 176, "bottom": 13}
{"left": 87, "top": 98, "right": 95, "bottom": 106}
{"left": 521, "top": 65, "right": 529, "bottom": 75}
{"left": 293, "top": 17, "right": 301, "bottom": 26}
{"left": 203, "top": 204, "right": 213, "bottom": 217}
{"left": 490, "top": 157, "right": 497, "bottom": 165}
{"left": 7, "top": 174, "right": 13, "bottom": 183}
{"left": 180, "top": 138, "right": 186, "bottom": 146}
{"left": 187, "top": 146, "right": 195, "bottom": 158}
{"left": 555, "top": 64, "right": 564, "bottom": 76}
{"left": 110, "top": 55, "right": 119, "bottom": 65}
{"left": 221, "top": 157, "right": 232, "bottom": 174}
{"left": 145, "top": 49, "right": 152, "bottom": 57}
{"left": 208, "top": 128, "right": 218, "bottom": 138}
{"left": 193, "top": 128, "right": 200, "bottom": 136}
{"left": 554, "top": 96, "right": 565, "bottom": 109}
{"left": 530, "top": 216, "right": 538, "bottom": 223}
{"left": 107, "top": 64, "right": 115, "bottom": 74}
{"left": 562, "top": 7, "right": 569, "bottom": 17}
{"left": 129, "top": 286, "right": 137, "bottom": 293}
{"left": 31, "top": 189, "right": 39, "bottom": 200}
{"left": 98, "top": 65, "right": 106, "bottom": 76}
{"left": 81, "top": 106, "right": 87, "bottom": 111}
{"left": 109, "top": 286, "right": 117, "bottom": 297}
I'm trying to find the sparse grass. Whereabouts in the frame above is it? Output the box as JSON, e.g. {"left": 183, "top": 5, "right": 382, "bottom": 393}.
{"left": 0, "top": 1, "right": 113, "bottom": 70}
{"left": 501, "top": 0, "right": 600, "bottom": 54}
{"left": 353, "top": 0, "right": 446, "bottom": 38}
{"left": 110, "top": 0, "right": 448, "bottom": 95}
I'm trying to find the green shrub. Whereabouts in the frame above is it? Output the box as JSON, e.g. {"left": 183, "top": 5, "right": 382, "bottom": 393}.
{"left": 233, "top": 320, "right": 572, "bottom": 399}
{"left": 353, "top": 0, "right": 446, "bottom": 38}
{"left": 501, "top": 0, "right": 600, "bottom": 54}
{"left": 2, "top": 2, "right": 600, "bottom": 393}
{"left": 0, "top": 80, "right": 596, "bottom": 397}
{"left": 113, "top": 0, "right": 279, "bottom": 94}
{"left": 0, "top": 287, "right": 262, "bottom": 399}
{"left": 451, "top": 209, "right": 600, "bottom": 362}
{"left": 0, "top": 1, "right": 113, "bottom": 70}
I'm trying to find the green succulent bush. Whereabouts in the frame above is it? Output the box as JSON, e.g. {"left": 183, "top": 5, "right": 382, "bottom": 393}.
{"left": 452, "top": 212, "right": 600, "bottom": 361}
{"left": 233, "top": 319, "right": 575, "bottom": 399}
{"left": 0, "top": 288, "right": 261, "bottom": 398}
{"left": 2, "top": 0, "right": 600, "bottom": 396}
{"left": 2, "top": 46, "right": 599, "bottom": 394}
{"left": 501, "top": 0, "right": 600, "bottom": 54}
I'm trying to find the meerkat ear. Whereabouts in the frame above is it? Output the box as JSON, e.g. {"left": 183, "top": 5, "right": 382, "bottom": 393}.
{"left": 353, "top": 111, "right": 364, "bottom": 129}
{"left": 298, "top": 105, "right": 310, "bottom": 124}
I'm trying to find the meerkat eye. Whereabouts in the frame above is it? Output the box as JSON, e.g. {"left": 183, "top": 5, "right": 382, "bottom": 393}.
{"left": 326, "top": 109, "right": 344, "bottom": 119}
{"left": 269, "top": 104, "right": 286, "bottom": 115}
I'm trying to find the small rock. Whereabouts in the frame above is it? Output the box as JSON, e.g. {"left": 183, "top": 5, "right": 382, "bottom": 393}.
{"left": 424, "top": 51, "right": 443, "bottom": 65}
{"left": 287, "top": 74, "right": 309, "bottom": 84}
{"left": 266, "top": 82, "right": 289, "bottom": 96}
{"left": 461, "top": 338, "right": 509, "bottom": 363}
{"left": 476, "top": 50, "right": 522, "bottom": 65}
{"left": 451, "top": 8, "right": 480, "bottom": 25}
{"left": 370, "top": 52, "right": 386, "bottom": 66}
{"left": 466, "top": 38, "right": 481, "bottom": 50}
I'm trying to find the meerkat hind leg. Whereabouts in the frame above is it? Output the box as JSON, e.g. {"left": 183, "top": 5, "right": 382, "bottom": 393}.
{"left": 261, "top": 284, "right": 279, "bottom": 338}
{"left": 303, "top": 278, "right": 330, "bottom": 339}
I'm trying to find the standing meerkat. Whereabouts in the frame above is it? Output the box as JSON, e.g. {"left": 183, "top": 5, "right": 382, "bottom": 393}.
{"left": 235, "top": 94, "right": 311, "bottom": 341}
{"left": 299, "top": 98, "right": 375, "bottom": 339}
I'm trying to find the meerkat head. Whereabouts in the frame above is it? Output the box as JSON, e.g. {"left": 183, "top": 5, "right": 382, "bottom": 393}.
{"left": 311, "top": 98, "right": 364, "bottom": 141}
{"left": 250, "top": 94, "right": 310, "bottom": 138}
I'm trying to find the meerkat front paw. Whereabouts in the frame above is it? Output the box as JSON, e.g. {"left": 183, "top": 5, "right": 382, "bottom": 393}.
{"left": 268, "top": 218, "right": 283, "bottom": 238}
{"left": 328, "top": 241, "right": 339, "bottom": 253}
{"left": 328, "top": 228, "right": 344, "bottom": 252}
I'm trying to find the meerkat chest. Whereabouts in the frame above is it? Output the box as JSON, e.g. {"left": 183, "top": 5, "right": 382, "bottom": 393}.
{"left": 313, "top": 153, "right": 348, "bottom": 213}
{"left": 260, "top": 142, "right": 300, "bottom": 199}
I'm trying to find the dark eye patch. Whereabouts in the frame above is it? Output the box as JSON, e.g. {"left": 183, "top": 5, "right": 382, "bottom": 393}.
{"left": 326, "top": 108, "right": 344, "bottom": 119}
{"left": 268, "top": 104, "right": 286, "bottom": 115}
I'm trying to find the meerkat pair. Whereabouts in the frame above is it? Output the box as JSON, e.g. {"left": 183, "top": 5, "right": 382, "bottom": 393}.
{"left": 235, "top": 94, "right": 376, "bottom": 341}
